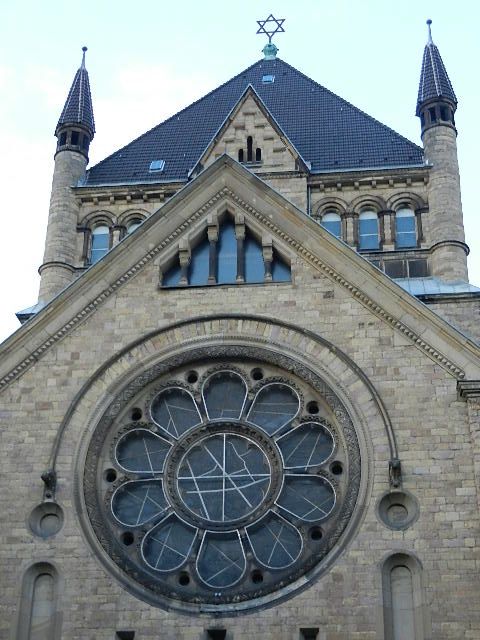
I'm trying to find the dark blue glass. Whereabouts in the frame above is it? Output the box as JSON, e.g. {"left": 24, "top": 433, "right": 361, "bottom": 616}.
{"left": 189, "top": 237, "right": 210, "bottom": 285}
{"left": 321, "top": 220, "right": 341, "bottom": 238}
{"left": 272, "top": 252, "right": 291, "bottom": 282}
{"left": 163, "top": 261, "right": 181, "bottom": 287}
{"left": 217, "top": 221, "right": 237, "bottom": 284}
{"left": 359, "top": 217, "right": 379, "bottom": 250}
{"left": 244, "top": 234, "right": 265, "bottom": 283}
{"left": 90, "top": 228, "right": 109, "bottom": 264}
{"left": 396, "top": 215, "right": 416, "bottom": 248}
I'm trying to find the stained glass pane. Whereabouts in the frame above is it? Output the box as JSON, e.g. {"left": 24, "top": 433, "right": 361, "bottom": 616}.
{"left": 112, "top": 480, "right": 168, "bottom": 526}
{"left": 189, "top": 236, "right": 210, "bottom": 285}
{"left": 197, "top": 532, "right": 246, "bottom": 588}
{"left": 177, "top": 434, "right": 270, "bottom": 522}
{"left": 142, "top": 517, "right": 197, "bottom": 572}
{"left": 217, "top": 221, "right": 237, "bottom": 284}
{"left": 247, "top": 511, "right": 302, "bottom": 569}
{"left": 203, "top": 371, "right": 247, "bottom": 420}
{"left": 151, "top": 388, "right": 201, "bottom": 438}
{"left": 277, "top": 475, "right": 335, "bottom": 521}
{"left": 116, "top": 428, "right": 171, "bottom": 474}
{"left": 271, "top": 250, "right": 291, "bottom": 282}
{"left": 247, "top": 383, "right": 299, "bottom": 434}
{"left": 277, "top": 422, "right": 334, "bottom": 469}
{"left": 244, "top": 234, "right": 265, "bottom": 283}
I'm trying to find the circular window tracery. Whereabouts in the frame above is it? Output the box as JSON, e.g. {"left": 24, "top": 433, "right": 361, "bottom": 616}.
{"left": 84, "top": 356, "right": 360, "bottom": 613}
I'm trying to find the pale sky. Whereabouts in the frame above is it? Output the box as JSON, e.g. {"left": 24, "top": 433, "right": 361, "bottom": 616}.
{"left": 1, "top": 0, "right": 479, "bottom": 342}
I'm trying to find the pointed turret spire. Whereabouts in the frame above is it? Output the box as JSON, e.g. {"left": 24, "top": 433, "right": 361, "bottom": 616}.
{"left": 56, "top": 46, "right": 95, "bottom": 141}
{"left": 416, "top": 20, "right": 457, "bottom": 116}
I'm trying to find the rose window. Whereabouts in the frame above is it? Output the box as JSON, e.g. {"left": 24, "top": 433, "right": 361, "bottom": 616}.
{"left": 84, "top": 358, "right": 360, "bottom": 613}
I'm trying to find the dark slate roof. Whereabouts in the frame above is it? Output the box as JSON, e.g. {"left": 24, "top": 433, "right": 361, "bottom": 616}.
{"left": 416, "top": 38, "right": 456, "bottom": 114}
{"left": 84, "top": 57, "right": 423, "bottom": 187}
{"left": 57, "top": 49, "right": 95, "bottom": 136}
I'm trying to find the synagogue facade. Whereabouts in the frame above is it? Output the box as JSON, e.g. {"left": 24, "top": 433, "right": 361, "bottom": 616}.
{"left": 1, "top": 21, "right": 480, "bottom": 640}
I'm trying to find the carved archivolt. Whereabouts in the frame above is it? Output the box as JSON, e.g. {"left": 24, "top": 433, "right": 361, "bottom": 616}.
{"left": 67, "top": 317, "right": 384, "bottom": 614}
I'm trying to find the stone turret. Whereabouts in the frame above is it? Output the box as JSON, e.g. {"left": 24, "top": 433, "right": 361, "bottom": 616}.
{"left": 38, "top": 47, "right": 95, "bottom": 303}
{"left": 417, "top": 20, "right": 468, "bottom": 282}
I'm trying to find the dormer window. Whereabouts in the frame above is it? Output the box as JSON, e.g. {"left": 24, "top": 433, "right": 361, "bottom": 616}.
{"left": 149, "top": 159, "right": 165, "bottom": 173}
{"left": 262, "top": 74, "right": 275, "bottom": 83}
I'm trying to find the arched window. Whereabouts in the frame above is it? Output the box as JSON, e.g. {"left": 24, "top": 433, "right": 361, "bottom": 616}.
{"left": 127, "top": 219, "right": 142, "bottom": 234}
{"left": 16, "top": 563, "right": 60, "bottom": 640}
{"left": 358, "top": 210, "right": 379, "bottom": 250}
{"left": 321, "top": 211, "right": 342, "bottom": 239}
{"left": 90, "top": 225, "right": 110, "bottom": 264}
{"left": 255, "top": 147, "right": 262, "bottom": 162}
{"left": 238, "top": 149, "right": 244, "bottom": 163}
{"left": 395, "top": 208, "right": 416, "bottom": 248}
{"left": 382, "top": 553, "right": 426, "bottom": 640}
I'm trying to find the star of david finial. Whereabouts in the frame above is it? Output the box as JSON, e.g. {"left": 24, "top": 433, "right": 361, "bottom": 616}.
{"left": 256, "top": 14, "right": 285, "bottom": 44}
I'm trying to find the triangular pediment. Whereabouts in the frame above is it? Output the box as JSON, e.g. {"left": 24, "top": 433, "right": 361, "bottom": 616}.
{"left": 2, "top": 154, "right": 480, "bottom": 388}
{"left": 191, "top": 86, "right": 309, "bottom": 177}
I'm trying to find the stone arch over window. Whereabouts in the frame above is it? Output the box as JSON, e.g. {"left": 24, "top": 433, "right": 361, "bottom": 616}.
{"left": 382, "top": 553, "right": 427, "bottom": 640}
{"left": 160, "top": 213, "right": 291, "bottom": 287}
{"left": 358, "top": 209, "right": 380, "bottom": 250}
{"left": 387, "top": 194, "right": 427, "bottom": 246}
{"left": 66, "top": 316, "right": 388, "bottom": 615}
{"left": 79, "top": 211, "right": 115, "bottom": 266}
{"left": 16, "top": 562, "right": 61, "bottom": 640}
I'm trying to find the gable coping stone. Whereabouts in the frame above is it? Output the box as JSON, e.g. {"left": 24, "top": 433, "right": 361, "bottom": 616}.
{"left": 0, "top": 186, "right": 466, "bottom": 390}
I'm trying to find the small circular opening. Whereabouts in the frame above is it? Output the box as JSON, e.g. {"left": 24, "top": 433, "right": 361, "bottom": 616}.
{"left": 40, "top": 514, "right": 60, "bottom": 536}
{"left": 387, "top": 503, "right": 408, "bottom": 524}
{"left": 330, "top": 461, "right": 343, "bottom": 475}
{"left": 104, "top": 468, "right": 117, "bottom": 483}
{"left": 310, "top": 526, "right": 323, "bottom": 541}
{"left": 186, "top": 370, "right": 198, "bottom": 384}
{"left": 251, "top": 570, "right": 264, "bottom": 584}
{"left": 29, "top": 502, "right": 64, "bottom": 538}
{"left": 178, "top": 572, "right": 190, "bottom": 586}
{"left": 251, "top": 368, "right": 264, "bottom": 381}
{"left": 121, "top": 532, "right": 134, "bottom": 546}
{"left": 131, "top": 407, "right": 142, "bottom": 421}
{"left": 306, "top": 401, "right": 319, "bottom": 415}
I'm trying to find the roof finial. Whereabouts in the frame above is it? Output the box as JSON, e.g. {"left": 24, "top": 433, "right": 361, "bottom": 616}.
{"left": 426, "top": 19, "right": 433, "bottom": 44}
{"left": 81, "top": 46, "right": 88, "bottom": 69}
{"left": 256, "top": 14, "right": 285, "bottom": 59}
